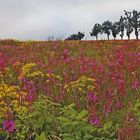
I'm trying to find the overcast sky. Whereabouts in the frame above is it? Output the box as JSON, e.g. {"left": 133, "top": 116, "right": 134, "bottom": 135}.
{"left": 0, "top": 0, "right": 139, "bottom": 40}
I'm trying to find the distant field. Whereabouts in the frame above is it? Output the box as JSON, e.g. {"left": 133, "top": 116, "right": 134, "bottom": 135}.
{"left": 0, "top": 40, "right": 140, "bottom": 140}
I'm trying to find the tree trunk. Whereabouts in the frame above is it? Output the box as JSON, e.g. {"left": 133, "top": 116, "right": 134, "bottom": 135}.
{"left": 120, "top": 35, "right": 123, "bottom": 40}
{"left": 120, "top": 31, "right": 124, "bottom": 40}
{"left": 135, "top": 30, "right": 139, "bottom": 40}
{"left": 96, "top": 35, "right": 98, "bottom": 40}
{"left": 127, "top": 34, "right": 130, "bottom": 40}
{"left": 113, "top": 35, "right": 116, "bottom": 40}
{"left": 107, "top": 35, "right": 109, "bottom": 40}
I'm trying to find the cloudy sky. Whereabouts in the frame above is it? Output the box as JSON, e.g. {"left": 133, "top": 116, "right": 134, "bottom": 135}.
{"left": 0, "top": 0, "right": 139, "bottom": 40}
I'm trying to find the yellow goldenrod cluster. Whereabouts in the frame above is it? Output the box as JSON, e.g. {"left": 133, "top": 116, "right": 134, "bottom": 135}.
{"left": 0, "top": 83, "right": 28, "bottom": 117}
{"left": 64, "top": 76, "right": 97, "bottom": 93}
{"left": 0, "top": 71, "right": 4, "bottom": 83}
{"left": 12, "top": 91, "right": 28, "bottom": 114}
{"left": 19, "top": 63, "right": 44, "bottom": 79}
{"left": 22, "top": 63, "right": 36, "bottom": 75}
{"left": 28, "top": 71, "right": 44, "bottom": 78}
{"left": 46, "top": 73, "right": 63, "bottom": 81}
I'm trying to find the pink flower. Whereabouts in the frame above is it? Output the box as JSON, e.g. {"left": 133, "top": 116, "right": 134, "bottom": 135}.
{"left": 90, "top": 116, "right": 99, "bottom": 126}
{"left": 3, "top": 120, "right": 15, "bottom": 133}
{"left": 131, "top": 80, "right": 139, "bottom": 90}
{"left": 103, "top": 103, "right": 111, "bottom": 114}
{"left": 21, "top": 79, "right": 36, "bottom": 102}
{"left": 118, "top": 79, "right": 125, "bottom": 87}
{"left": 0, "top": 52, "right": 9, "bottom": 71}
{"left": 61, "top": 48, "right": 69, "bottom": 61}
{"left": 87, "top": 92, "right": 97, "bottom": 102}
{"left": 115, "top": 101, "right": 123, "bottom": 110}
{"left": 107, "top": 88, "right": 114, "bottom": 98}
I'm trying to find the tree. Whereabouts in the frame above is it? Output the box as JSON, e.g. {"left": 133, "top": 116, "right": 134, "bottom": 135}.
{"left": 118, "top": 16, "right": 125, "bottom": 40}
{"left": 111, "top": 22, "right": 120, "bottom": 40}
{"left": 131, "top": 10, "right": 140, "bottom": 39}
{"left": 77, "top": 32, "right": 85, "bottom": 40}
{"left": 102, "top": 21, "right": 112, "bottom": 40}
{"left": 90, "top": 23, "right": 102, "bottom": 40}
{"left": 124, "top": 10, "right": 133, "bottom": 40}
{"left": 66, "top": 34, "right": 78, "bottom": 40}
{"left": 66, "top": 32, "right": 85, "bottom": 40}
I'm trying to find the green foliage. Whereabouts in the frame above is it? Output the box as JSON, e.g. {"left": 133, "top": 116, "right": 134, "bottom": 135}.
{"left": 57, "top": 104, "right": 94, "bottom": 140}
{"left": 133, "top": 99, "right": 140, "bottom": 126}
{"left": 14, "top": 95, "right": 60, "bottom": 140}
{"left": 35, "top": 132, "right": 46, "bottom": 140}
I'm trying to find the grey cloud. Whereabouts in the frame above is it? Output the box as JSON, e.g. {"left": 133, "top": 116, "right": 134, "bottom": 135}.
{"left": 0, "top": 0, "right": 140, "bottom": 40}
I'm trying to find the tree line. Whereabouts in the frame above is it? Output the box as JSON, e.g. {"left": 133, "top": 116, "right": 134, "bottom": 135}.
{"left": 66, "top": 10, "right": 140, "bottom": 40}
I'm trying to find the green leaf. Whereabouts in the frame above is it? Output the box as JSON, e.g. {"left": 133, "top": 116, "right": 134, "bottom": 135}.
{"left": 78, "top": 110, "right": 88, "bottom": 118}
{"left": 35, "top": 132, "right": 46, "bottom": 140}
{"left": 103, "top": 121, "right": 112, "bottom": 130}
{"left": 63, "top": 137, "right": 75, "bottom": 140}
{"left": 110, "top": 131, "right": 116, "bottom": 138}
{"left": 45, "top": 115, "right": 54, "bottom": 123}
{"left": 83, "top": 134, "right": 94, "bottom": 139}
{"left": 75, "top": 130, "right": 82, "bottom": 138}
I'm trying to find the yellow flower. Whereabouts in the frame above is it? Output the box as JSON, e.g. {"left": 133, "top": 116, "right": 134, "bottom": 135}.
{"left": 27, "top": 71, "right": 44, "bottom": 78}
{"left": 22, "top": 63, "right": 36, "bottom": 76}
{"left": 65, "top": 76, "right": 97, "bottom": 94}
{"left": 20, "top": 63, "right": 44, "bottom": 79}
{"left": 0, "top": 83, "right": 28, "bottom": 116}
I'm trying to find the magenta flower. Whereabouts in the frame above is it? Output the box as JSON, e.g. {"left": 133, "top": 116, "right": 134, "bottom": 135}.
{"left": 87, "top": 92, "right": 97, "bottom": 102}
{"left": 90, "top": 116, "right": 99, "bottom": 126}
{"left": 3, "top": 120, "right": 15, "bottom": 133}
{"left": 103, "top": 103, "right": 111, "bottom": 114}
{"left": 61, "top": 48, "right": 69, "bottom": 61}
{"left": 118, "top": 79, "right": 125, "bottom": 87}
{"left": 131, "top": 80, "right": 139, "bottom": 90}
{"left": 0, "top": 52, "right": 9, "bottom": 71}
{"left": 115, "top": 101, "right": 123, "bottom": 110}
{"left": 107, "top": 88, "right": 114, "bottom": 98}
{"left": 21, "top": 79, "right": 36, "bottom": 102}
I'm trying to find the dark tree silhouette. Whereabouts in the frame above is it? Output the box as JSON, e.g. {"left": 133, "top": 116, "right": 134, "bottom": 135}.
{"left": 102, "top": 21, "right": 112, "bottom": 40}
{"left": 77, "top": 32, "right": 85, "bottom": 40}
{"left": 66, "top": 32, "right": 85, "bottom": 40}
{"left": 124, "top": 10, "right": 133, "bottom": 40}
{"left": 90, "top": 23, "right": 102, "bottom": 40}
{"left": 131, "top": 10, "right": 140, "bottom": 39}
{"left": 118, "top": 16, "right": 125, "bottom": 40}
{"left": 111, "top": 22, "right": 120, "bottom": 40}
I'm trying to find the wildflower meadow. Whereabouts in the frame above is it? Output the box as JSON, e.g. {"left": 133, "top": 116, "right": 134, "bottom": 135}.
{"left": 0, "top": 39, "right": 140, "bottom": 140}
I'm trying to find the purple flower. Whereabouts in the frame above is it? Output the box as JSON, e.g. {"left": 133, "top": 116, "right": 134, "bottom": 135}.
{"left": 87, "top": 92, "right": 97, "bottom": 102}
{"left": 90, "top": 116, "right": 99, "bottom": 126}
{"left": 3, "top": 120, "right": 15, "bottom": 133}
